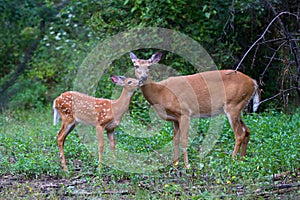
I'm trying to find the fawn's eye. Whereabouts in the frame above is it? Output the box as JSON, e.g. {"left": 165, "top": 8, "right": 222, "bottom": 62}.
{"left": 134, "top": 65, "right": 139, "bottom": 69}
{"left": 128, "top": 81, "right": 132, "bottom": 84}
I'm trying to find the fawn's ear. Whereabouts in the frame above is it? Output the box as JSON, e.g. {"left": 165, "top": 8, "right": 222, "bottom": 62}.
{"left": 149, "top": 52, "right": 162, "bottom": 64}
{"left": 130, "top": 52, "right": 138, "bottom": 62}
{"left": 110, "top": 75, "right": 126, "bottom": 86}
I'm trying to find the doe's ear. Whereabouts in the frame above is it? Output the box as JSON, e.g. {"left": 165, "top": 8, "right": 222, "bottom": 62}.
{"left": 130, "top": 52, "right": 138, "bottom": 61}
{"left": 110, "top": 75, "right": 126, "bottom": 86}
{"left": 149, "top": 52, "right": 163, "bottom": 64}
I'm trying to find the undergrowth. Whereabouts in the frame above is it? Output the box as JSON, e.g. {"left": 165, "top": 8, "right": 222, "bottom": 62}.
{"left": 0, "top": 107, "right": 299, "bottom": 198}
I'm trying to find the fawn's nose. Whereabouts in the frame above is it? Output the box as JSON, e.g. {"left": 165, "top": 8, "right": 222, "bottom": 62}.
{"left": 138, "top": 80, "right": 143, "bottom": 86}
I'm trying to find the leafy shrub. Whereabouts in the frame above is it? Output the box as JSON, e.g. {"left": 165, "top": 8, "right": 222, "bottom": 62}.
{"left": 7, "top": 78, "right": 48, "bottom": 109}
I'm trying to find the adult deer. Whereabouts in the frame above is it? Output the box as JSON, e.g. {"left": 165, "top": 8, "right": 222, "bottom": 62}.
{"left": 53, "top": 75, "right": 142, "bottom": 171}
{"left": 130, "top": 52, "right": 260, "bottom": 168}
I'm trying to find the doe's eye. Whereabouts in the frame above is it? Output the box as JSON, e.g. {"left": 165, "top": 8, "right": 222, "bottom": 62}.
{"left": 127, "top": 81, "right": 132, "bottom": 84}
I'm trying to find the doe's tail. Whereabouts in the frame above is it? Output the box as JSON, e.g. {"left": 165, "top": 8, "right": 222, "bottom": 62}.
{"left": 252, "top": 80, "right": 260, "bottom": 112}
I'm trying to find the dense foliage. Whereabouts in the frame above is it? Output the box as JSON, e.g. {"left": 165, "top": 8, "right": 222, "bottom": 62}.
{"left": 0, "top": 0, "right": 299, "bottom": 111}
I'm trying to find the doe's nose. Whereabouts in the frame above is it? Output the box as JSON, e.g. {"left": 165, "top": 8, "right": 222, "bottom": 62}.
{"left": 141, "top": 75, "right": 148, "bottom": 81}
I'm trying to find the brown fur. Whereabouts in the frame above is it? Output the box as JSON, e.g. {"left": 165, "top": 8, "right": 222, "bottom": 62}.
{"left": 130, "top": 52, "right": 259, "bottom": 168}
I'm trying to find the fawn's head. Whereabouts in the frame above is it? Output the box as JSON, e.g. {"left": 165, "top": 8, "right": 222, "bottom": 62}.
{"left": 110, "top": 75, "right": 142, "bottom": 92}
{"left": 130, "top": 52, "right": 163, "bottom": 83}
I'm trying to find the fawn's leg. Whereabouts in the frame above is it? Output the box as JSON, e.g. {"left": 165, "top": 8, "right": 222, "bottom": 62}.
{"left": 56, "top": 120, "right": 76, "bottom": 171}
{"left": 106, "top": 129, "right": 116, "bottom": 151}
{"left": 96, "top": 125, "right": 105, "bottom": 168}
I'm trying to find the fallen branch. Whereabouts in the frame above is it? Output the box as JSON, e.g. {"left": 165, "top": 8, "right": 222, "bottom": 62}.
{"left": 258, "top": 87, "right": 300, "bottom": 106}
{"left": 272, "top": 168, "right": 299, "bottom": 181}
{"left": 254, "top": 183, "right": 300, "bottom": 198}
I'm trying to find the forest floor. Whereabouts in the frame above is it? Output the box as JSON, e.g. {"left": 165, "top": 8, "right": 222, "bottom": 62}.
{"left": 1, "top": 171, "right": 299, "bottom": 199}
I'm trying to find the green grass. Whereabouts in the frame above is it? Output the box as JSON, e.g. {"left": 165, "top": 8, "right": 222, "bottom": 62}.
{"left": 0, "top": 106, "right": 299, "bottom": 199}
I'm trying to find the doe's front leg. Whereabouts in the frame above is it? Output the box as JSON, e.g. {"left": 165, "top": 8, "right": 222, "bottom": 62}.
{"left": 173, "top": 121, "right": 180, "bottom": 167}
{"left": 179, "top": 115, "right": 191, "bottom": 169}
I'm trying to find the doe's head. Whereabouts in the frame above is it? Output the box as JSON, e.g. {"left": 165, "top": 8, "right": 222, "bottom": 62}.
{"left": 130, "top": 52, "right": 163, "bottom": 83}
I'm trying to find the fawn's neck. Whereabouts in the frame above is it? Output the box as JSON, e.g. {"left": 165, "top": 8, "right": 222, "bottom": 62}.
{"left": 111, "top": 88, "right": 134, "bottom": 120}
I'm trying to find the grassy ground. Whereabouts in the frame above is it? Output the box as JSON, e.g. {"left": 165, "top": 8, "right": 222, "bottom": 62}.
{"left": 0, "top": 107, "right": 299, "bottom": 199}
